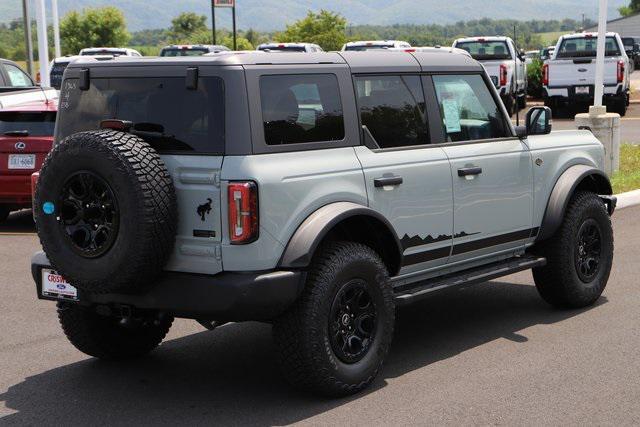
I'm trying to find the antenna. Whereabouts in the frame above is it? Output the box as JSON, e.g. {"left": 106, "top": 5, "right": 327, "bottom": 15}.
{"left": 514, "top": 24, "right": 520, "bottom": 127}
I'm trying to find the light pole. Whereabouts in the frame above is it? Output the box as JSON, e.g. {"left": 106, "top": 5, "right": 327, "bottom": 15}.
{"left": 35, "top": 0, "right": 50, "bottom": 87}
{"left": 52, "top": 0, "right": 61, "bottom": 58}
{"left": 21, "top": 0, "right": 34, "bottom": 77}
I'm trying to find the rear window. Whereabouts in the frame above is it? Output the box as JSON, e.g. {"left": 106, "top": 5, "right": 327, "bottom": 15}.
{"left": 260, "top": 74, "right": 345, "bottom": 145}
{"left": 0, "top": 111, "right": 56, "bottom": 137}
{"left": 50, "top": 63, "right": 68, "bottom": 90}
{"left": 455, "top": 41, "right": 512, "bottom": 60}
{"left": 258, "top": 46, "right": 307, "bottom": 52}
{"left": 160, "top": 48, "right": 209, "bottom": 57}
{"left": 556, "top": 37, "right": 621, "bottom": 58}
{"left": 344, "top": 45, "right": 392, "bottom": 51}
{"left": 56, "top": 77, "right": 224, "bottom": 154}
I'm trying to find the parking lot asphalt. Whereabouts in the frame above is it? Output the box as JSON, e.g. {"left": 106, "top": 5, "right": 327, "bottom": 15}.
{"left": 1, "top": 205, "right": 639, "bottom": 425}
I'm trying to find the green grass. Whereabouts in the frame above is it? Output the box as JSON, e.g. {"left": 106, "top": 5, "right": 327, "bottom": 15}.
{"left": 611, "top": 144, "right": 640, "bottom": 194}
{"left": 537, "top": 31, "right": 566, "bottom": 47}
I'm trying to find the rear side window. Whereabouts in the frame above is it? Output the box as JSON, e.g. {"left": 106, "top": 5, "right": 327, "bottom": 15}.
{"left": 260, "top": 74, "right": 345, "bottom": 145}
{"left": 4, "top": 64, "right": 33, "bottom": 87}
{"left": 432, "top": 74, "right": 509, "bottom": 143}
{"left": 557, "top": 37, "right": 621, "bottom": 58}
{"left": 355, "top": 75, "right": 428, "bottom": 149}
{"left": 56, "top": 77, "right": 224, "bottom": 153}
{"left": 0, "top": 111, "right": 56, "bottom": 136}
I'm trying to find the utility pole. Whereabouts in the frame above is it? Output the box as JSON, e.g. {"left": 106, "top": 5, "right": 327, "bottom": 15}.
{"left": 35, "top": 0, "right": 50, "bottom": 87}
{"left": 52, "top": 0, "right": 61, "bottom": 58}
{"left": 232, "top": 3, "right": 237, "bottom": 50}
{"left": 211, "top": 0, "right": 217, "bottom": 44}
{"left": 21, "top": 0, "right": 34, "bottom": 77}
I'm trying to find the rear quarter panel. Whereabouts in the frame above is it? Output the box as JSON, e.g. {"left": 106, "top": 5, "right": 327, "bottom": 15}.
{"left": 220, "top": 148, "right": 367, "bottom": 271}
{"left": 526, "top": 130, "right": 605, "bottom": 228}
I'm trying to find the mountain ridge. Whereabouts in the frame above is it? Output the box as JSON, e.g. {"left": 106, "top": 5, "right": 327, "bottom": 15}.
{"left": 0, "top": 0, "right": 626, "bottom": 32}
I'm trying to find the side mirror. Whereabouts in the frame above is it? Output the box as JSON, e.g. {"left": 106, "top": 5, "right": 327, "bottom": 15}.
{"left": 525, "top": 106, "right": 552, "bottom": 136}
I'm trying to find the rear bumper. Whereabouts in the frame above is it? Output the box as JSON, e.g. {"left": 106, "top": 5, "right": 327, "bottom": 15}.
{"left": 544, "top": 84, "right": 626, "bottom": 101}
{"left": 31, "top": 251, "right": 305, "bottom": 321}
{"left": 0, "top": 175, "right": 32, "bottom": 206}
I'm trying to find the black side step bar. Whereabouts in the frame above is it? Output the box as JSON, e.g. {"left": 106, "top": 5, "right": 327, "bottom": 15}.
{"left": 394, "top": 255, "right": 546, "bottom": 306}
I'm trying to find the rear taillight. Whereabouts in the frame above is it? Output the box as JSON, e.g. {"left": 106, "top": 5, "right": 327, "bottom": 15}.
{"left": 542, "top": 64, "right": 549, "bottom": 86}
{"left": 617, "top": 60, "right": 625, "bottom": 83}
{"left": 31, "top": 172, "right": 39, "bottom": 200}
{"left": 228, "top": 181, "right": 259, "bottom": 245}
{"left": 499, "top": 64, "right": 508, "bottom": 87}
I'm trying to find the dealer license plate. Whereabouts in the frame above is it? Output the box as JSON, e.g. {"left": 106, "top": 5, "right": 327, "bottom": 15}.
{"left": 8, "top": 154, "right": 36, "bottom": 170}
{"left": 41, "top": 269, "right": 78, "bottom": 300}
{"left": 575, "top": 86, "right": 590, "bottom": 95}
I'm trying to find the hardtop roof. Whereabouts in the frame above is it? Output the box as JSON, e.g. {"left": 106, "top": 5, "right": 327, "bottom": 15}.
{"left": 65, "top": 50, "right": 482, "bottom": 72}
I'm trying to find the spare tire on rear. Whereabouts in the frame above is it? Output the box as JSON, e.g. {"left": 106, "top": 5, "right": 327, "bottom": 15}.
{"left": 35, "top": 130, "right": 177, "bottom": 294}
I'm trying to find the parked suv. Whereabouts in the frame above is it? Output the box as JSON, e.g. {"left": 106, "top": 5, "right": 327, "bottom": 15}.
{"left": 0, "top": 98, "right": 56, "bottom": 221}
{"left": 453, "top": 36, "right": 528, "bottom": 114}
{"left": 32, "top": 52, "right": 615, "bottom": 397}
{"left": 543, "top": 32, "right": 631, "bottom": 116}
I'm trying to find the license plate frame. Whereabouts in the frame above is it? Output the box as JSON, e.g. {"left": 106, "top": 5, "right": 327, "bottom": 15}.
{"left": 41, "top": 269, "right": 78, "bottom": 301}
{"left": 575, "top": 86, "right": 590, "bottom": 95}
{"left": 8, "top": 154, "right": 36, "bottom": 170}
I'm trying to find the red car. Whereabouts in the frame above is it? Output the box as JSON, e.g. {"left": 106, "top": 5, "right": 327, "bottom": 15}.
{"left": 0, "top": 99, "right": 57, "bottom": 222}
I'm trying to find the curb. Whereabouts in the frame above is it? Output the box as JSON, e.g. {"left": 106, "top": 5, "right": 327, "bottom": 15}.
{"left": 616, "top": 189, "right": 640, "bottom": 210}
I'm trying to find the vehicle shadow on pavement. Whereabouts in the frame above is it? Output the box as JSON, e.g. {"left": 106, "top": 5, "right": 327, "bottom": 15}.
{"left": 0, "top": 280, "right": 602, "bottom": 425}
{"left": 0, "top": 210, "right": 36, "bottom": 234}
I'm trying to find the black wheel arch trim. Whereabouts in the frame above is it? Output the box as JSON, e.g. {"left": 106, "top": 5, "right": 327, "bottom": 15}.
{"left": 537, "top": 164, "right": 614, "bottom": 242}
{"left": 278, "top": 202, "right": 403, "bottom": 275}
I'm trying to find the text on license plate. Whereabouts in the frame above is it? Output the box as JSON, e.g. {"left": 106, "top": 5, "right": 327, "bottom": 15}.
{"left": 41, "top": 269, "right": 78, "bottom": 300}
{"left": 8, "top": 154, "right": 36, "bottom": 170}
{"left": 575, "top": 86, "right": 590, "bottom": 95}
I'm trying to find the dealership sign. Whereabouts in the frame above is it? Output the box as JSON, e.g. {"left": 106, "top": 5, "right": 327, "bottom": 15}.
{"left": 214, "top": 0, "right": 235, "bottom": 7}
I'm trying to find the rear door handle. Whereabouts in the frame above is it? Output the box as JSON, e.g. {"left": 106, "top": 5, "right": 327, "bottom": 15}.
{"left": 457, "top": 167, "right": 483, "bottom": 177}
{"left": 374, "top": 176, "right": 403, "bottom": 188}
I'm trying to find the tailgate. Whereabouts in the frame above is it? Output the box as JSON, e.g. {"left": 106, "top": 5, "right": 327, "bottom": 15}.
{"left": 161, "top": 154, "right": 224, "bottom": 276}
{"left": 548, "top": 58, "right": 619, "bottom": 87}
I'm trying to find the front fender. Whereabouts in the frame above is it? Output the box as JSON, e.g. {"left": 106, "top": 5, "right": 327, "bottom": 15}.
{"left": 537, "top": 164, "right": 613, "bottom": 242}
{"left": 278, "top": 202, "right": 402, "bottom": 271}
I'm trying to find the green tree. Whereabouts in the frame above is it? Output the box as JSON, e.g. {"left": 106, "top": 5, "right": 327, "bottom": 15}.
{"left": 221, "top": 36, "right": 254, "bottom": 50}
{"left": 60, "top": 7, "right": 130, "bottom": 55}
{"left": 275, "top": 10, "right": 347, "bottom": 51}
{"left": 619, "top": 0, "right": 640, "bottom": 16}
{"left": 169, "top": 12, "right": 208, "bottom": 42}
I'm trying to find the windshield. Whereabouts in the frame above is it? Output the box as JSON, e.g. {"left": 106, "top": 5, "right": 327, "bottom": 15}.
{"left": 56, "top": 77, "right": 225, "bottom": 153}
{"left": 455, "top": 41, "right": 512, "bottom": 60}
{"left": 160, "top": 48, "right": 209, "bottom": 57}
{"left": 556, "top": 37, "right": 621, "bottom": 58}
{"left": 0, "top": 112, "right": 56, "bottom": 137}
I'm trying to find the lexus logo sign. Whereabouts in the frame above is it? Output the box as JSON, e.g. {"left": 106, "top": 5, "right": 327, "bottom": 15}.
{"left": 15, "top": 142, "right": 26, "bottom": 150}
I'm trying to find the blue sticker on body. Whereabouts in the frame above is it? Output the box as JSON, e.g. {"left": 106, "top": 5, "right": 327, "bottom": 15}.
{"left": 43, "top": 202, "right": 55, "bottom": 215}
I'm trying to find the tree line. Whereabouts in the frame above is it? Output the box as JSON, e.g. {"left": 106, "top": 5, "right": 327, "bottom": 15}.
{"left": 0, "top": 7, "right": 595, "bottom": 61}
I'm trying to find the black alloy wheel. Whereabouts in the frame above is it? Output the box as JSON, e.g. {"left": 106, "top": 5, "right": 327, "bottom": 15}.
{"left": 59, "top": 171, "right": 120, "bottom": 258}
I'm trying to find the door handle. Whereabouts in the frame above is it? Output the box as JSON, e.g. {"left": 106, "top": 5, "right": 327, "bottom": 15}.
{"left": 374, "top": 176, "right": 403, "bottom": 188}
{"left": 457, "top": 167, "right": 483, "bottom": 177}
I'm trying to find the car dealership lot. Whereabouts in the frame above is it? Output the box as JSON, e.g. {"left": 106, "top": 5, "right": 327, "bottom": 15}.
{"left": 1, "top": 206, "right": 639, "bottom": 425}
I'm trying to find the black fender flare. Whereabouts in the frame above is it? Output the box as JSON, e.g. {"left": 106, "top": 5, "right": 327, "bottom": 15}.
{"left": 278, "top": 202, "right": 402, "bottom": 273}
{"left": 537, "top": 165, "right": 614, "bottom": 242}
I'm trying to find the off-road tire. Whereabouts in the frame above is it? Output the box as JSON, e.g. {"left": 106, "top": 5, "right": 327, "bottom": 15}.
{"left": 273, "top": 242, "right": 395, "bottom": 397}
{"left": 57, "top": 302, "right": 173, "bottom": 360}
{"left": 532, "top": 192, "right": 613, "bottom": 308}
{"left": 518, "top": 92, "right": 527, "bottom": 109}
{"left": 611, "top": 96, "right": 627, "bottom": 117}
{"left": 0, "top": 206, "right": 10, "bottom": 222}
{"left": 35, "top": 130, "right": 177, "bottom": 294}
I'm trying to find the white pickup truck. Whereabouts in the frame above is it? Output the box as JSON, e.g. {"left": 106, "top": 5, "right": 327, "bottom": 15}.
{"left": 543, "top": 32, "right": 630, "bottom": 116}
{"left": 453, "top": 36, "right": 527, "bottom": 114}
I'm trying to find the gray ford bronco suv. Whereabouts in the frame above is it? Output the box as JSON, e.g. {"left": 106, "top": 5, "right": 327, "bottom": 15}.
{"left": 31, "top": 51, "right": 615, "bottom": 397}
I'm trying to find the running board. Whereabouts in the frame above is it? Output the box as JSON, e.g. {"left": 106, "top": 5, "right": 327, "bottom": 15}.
{"left": 393, "top": 255, "right": 547, "bottom": 306}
